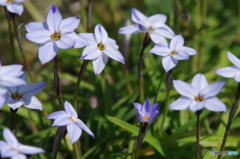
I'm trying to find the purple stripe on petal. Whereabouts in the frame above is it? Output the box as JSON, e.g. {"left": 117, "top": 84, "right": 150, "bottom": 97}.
{"left": 52, "top": 5, "right": 57, "bottom": 13}
{"left": 75, "top": 17, "right": 79, "bottom": 19}
{"left": 139, "top": 25, "right": 144, "bottom": 31}
{"left": 157, "top": 27, "right": 168, "bottom": 31}
{"left": 132, "top": 9, "right": 140, "bottom": 21}
{"left": 98, "top": 25, "right": 102, "bottom": 33}
{"left": 81, "top": 54, "right": 88, "bottom": 59}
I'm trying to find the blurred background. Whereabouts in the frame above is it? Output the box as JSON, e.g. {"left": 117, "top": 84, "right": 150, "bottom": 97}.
{"left": 0, "top": 0, "right": 240, "bottom": 158}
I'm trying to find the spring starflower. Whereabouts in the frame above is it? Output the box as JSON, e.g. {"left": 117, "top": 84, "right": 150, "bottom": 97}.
{"left": 133, "top": 98, "right": 160, "bottom": 123}
{"left": 215, "top": 51, "right": 240, "bottom": 82}
{"left": 118, "top": 8, "right": 175, "bottom": 44}
{"left": 25, "top": 5, "right": 86, "bottom": 64}
{"left": 0, "top": 0, "right": 25, "bottom": 15}
{"left": 47, "top": 101, "right": 95, "bottom": 144}
{"left": 79, "top": 24, "right": 125, "bottom": 75}
{"left": 170, "top": 74, "right": 226, "bottom": 112}
{"left": 0, "top": 128, "right": 45, "bottom": 159}
{"left": 149, "top": 35, "right": 197, "bottom": 72}
{"left": 2, "top": 73, "right": 47, "bottom": 110}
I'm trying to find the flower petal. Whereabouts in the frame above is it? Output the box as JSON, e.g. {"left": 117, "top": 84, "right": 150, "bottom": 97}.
{"left": 0, "top": 93, "right": 7, "bottom": 108}
{"left": 181, "top": 46, "right": 197, "bottom": 55}
{"left": 55, "top": 35, "right": 74, "bottom": 49}
{"left": 189, "top": 101, "right": 204, "bottom": 112}
{"left": 19, "top": 81, "right": 47, "bottom": 96}
{"left": 0, "top": 77, "right": 25, "bottom": 87}
{"left": 1, "top": 148, "right": 19, "bottom": 158}
{"left": 173, "top": 51, "right": 189, "bottom": 60}
{"left": 170, "top": 35, "right": 184, "bottom": 51}
{"left": 149, "top": 33, "right": 168, "bottom": 44}
{"left": 76, "top": 119, "right": 95, "bottom": 138}
{"left": 18, "top": 144, "right": 45, "bottom": 154}
{"left": 227, "top": 51, "right": 240, "bottom": 68}
{"left": 69, "top": 33, "right": 87, "bottom": 48}
{"left": 46, "top": 5, "right": 62, "bottom": 34}
{"left": 0, "top": 64, "right": 23, "bottom": 76}
{"left": 170, "top": 96, "right": 192, "bottom": 110}
{"left": 148, "top": 14, "right": 167, "bottom": 24}
{"left": 78, "top": 33, "right": 95, "bottom": 44}
{"left": 131, "top": 8, "right": 147, "bottom": 24}
{"left": 3, "top": 128, "right": 18, "bottom": 146}
{"left": 149, "top": 46, "right": 170, "bottom": 56}
{"left": 12, "top": 154, "right": 27, "bottom": 159}
{"left": 94, "top": 24, "right": 108, "bottom": 43}
{"left": 25, "top": 22, "right": 48, "bottom": 33}
{"left": 52, "top": 115, "right": 72, "bottom": 126}
{"left": 6, "top": 3, "right": 23, "bottom": 15}
{"left": 59, "top": 17, "right": 80, "bottom": 34}
{"left": 204, "top": 97, "right": 226, "bottom": 112}
{"left": 64, "top": 101, "right": 77, "bottom": 117}
{"left": 23, "top": 96, "right": 42, "bottom": 110}
{"left": 38, "top": 42, "right": 59, "bottom": 64}
{"left": 25, "top": 30, "right": 51, "bottom": 44}
{"left": 215, "top": 66, "right": 239, "bottom": 79}
{"left": 201, "top": 81, "right": 225, "bottom": 98}
{"left": 118, "top": 24, "right": 141, "bottom": 34}
{"left": 47, "top": 110, "right": 65, "bottom": 119}
{"left": 67, "top": 124, "right": 82, "bottom": 144}
{"left": 6, "top": 98, "right": 24, "bottom": 110}
{"left": 133, "top": 103, "right": 142, "bottom": 111}
{"left": 191, "top": 74, "right": 208, "bottom": 91}
{"left": 162, "top": 56, "right": 178, "bottom": 72}
{"left": 103, "top": 45, "right": 125, "bottom": 64}
{"left": 234, "top": 73, "right": 240, "bottom": 82}
{"left": 81, "top": 43, "right": 101, "bottom": 60}
{"left": 173, "top": 80, "right": 198, "bottom": 98}
{"left": 92, "top": 53, "right": 108, "bottom": 75}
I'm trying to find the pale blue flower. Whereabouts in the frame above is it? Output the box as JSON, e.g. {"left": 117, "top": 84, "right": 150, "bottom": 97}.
{"left": 47, "top": 101, "right": 95, "bottom": 144}
{"left": 170, "top": 74, "right": 226, "bottom": 112}
{"left": 0, "top": 128, "right": 45, "bottom": 159}
{"left": 25, "top": 5, "right": 86, "bottom": 64}
{"left": 0, "top": 0, "right": 25, "bottom": 15}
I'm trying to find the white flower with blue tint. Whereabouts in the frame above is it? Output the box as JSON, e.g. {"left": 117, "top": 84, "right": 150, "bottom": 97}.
{"left": 0, "top": 128, "right": 45, "bottom": 159}
{"left": 79, "top": 24, "right": 125, "bottom": 75}
{"left": 47, "top": 101, "right": 95, "bottom": 144}
{"left": 170, "top": 74, "right": 226, "bottom": 112}
{"left": 3, "top": 73, "right": 47, "bottom": 110}
{"left": 118, "top": 8, "right": 175, "bottom": 44}
{"left": 149, "top": 35, "right": 197, "bottom": 72}
{"left": 215, "top": 51, "right": 240, "bottom": 82}
{"left": 25, "top": 5, "right": 86, "bottom": 64}
{"left": 0, "top": 0, "right": 25, "bottom": 15}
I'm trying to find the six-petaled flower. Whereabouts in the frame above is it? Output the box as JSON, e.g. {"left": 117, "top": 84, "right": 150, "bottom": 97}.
{"left": 0, "top": 0, "right": 25, "bottom": 15}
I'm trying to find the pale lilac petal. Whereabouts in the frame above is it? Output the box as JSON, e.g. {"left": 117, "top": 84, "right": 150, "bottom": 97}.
{"left": 148, "top": 14, "right": 167, "bottom": 24}
{"left": 103, "top": 45, "right": 125, "bottom": 64}
{"left": 133, "top": 103, "right": 142, "bottom": 111}
{"left": 15, "top": 0, "right": 26, "bottom": 3}
{"left": 0, "top": 64, "right": 22, "bottom": 76}
{"left": 189, "top": 101, "right": 204, "bottom": 112}
{"left": 78, "top": 33, "right": 95, "bottom": 44}
{"left": 47, "top": 111, "right": 65, "bottom": 119}
{"left": 92, "top": 53, "right": 108, "bottom": 75}
{"left": 7, "top": 98, "right": 24, "bottom": 110}
{"left": 170, "top": 96, "right": 192, "bottom": 110}
{"left": 46, "top": 5, "right": 62, "bottom": 33}
{"left": 7, "top": 87, "right": 17, "bottom": 95}
{"left": 0, "top": 1, "right": 8, "bottom": 5}
{"left": 172, "top": 51, "right": 189, "bottom": 60}
{"left": 55, "top": 35, "right": 74, "bottom": 49}
{"left": 3, "top": 128, "right": 18, "bottom": 146}
{"left": 0, "top": 94, "right": 6, "bottom": 108}
{"left": 204, "top": 97, "right": 226, "bottom": 112}
{"left": 201, "top": 81, "right": 225, "bottom": 98}
{"left": 162, "top": 56, "right": 178, "bottom": 72}
{"left": 149, "top": 111, "right": 160, "bottom": 122}
{"left": 191, "top": 74, "right": 208, "bottom": 91}
{"left": 18, "top": 144, "right": 45, "bottom": 154}
{"left": 181, "top": 46, "right": 197, "bottom": 55}
{"left": 0, "top": 76, "right": 26, "bottom": 87}
{"left": 107, "top": 38, "right": 118, "bottom": 49}
{"left": 69, "top": 33, "right": 87, "bottom": 48}
{"left": 173, "top": 80, "right": 198, "bottom": 98}
{"left": 170, "top": 35, "right": 184, "bottom": 51}
{"left": 6, "top": 3, "right": 23, "bottom": 15}
{"left": 154, "top": 25, "right": 175, "bottom": 39}
{"left": 12, "top": 154, "right": 27, "bottom": 159}
{"left": 67, "top": 124, "right": 82, "bottom": 144}
{"left": 118, "top": 24, "right": 141, "bottom": 34}
{"left": 76, "top": 119, "right": 95, "bottom": 138}
{"left": 94, "top": 24, "right": 108, "bottom": 43}
{"left": 25, "top": 30, "right": 51, "bottom": 44}
{"left": 149, "top": 33, "right": 168, "bottom": 44}
{"left": 38, "top": 42, "right": 59, "bottom": 64}
{"left": 25, "top": 22, "right": 48, "bottom": 32}
{"left": 0, "top": 141, "right": 7, "bottom": 149}
{"left": 18, "top": 81, "right": 47, "bottom": 95}
{"left": 1, "top": 148, "right": 18, "bottom": 158}
{"left": 149, "top": 46, "right": 170, "bottom": 56}
{"left": 151, "top": 104, "right": 160, "bottom": 111}
{"left": 234, "top": 74, "right": 240, "bottom": 82}
{"left": 52, "top": 115, "right": 72, "bottom": 126}
{"left": 215, "top": 66, "right": 239, "bottom": 78}
{"left": 19, "top": 73, "right": 28, "bottom": 83}
{"left": 64, "top": 101, "right": 77, "bottom": 117}
{"left": 81, "top": 43, "right": 101, "bottom": 60}
{"left": 227, "top": 51, "right": 240, "bottom": 68}
{"left": 131, "top": 8, "right": 147, "bottom": 24}
{"left": 143, "top": 98, "right": 152, "bottom": 115}
{"left": 59, "top": 17, "right": 80, "bottom": 34}
{"left": 23, "top": 96, "right": 42, "bottom": 110}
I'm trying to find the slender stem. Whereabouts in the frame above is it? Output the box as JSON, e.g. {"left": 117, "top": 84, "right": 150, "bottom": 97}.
{"left": 159, "top": 69, "right": 173, "bottom": 135}
{"left": 195, "top": 110, "right": 202, "bottom": 159}
{"left": 10, "top": 108, "right": 18, "bottom": 131}
{"left": 54, "top": 56, "right": 64, "bottom": 109}
{"left": 138, "top": 33, "right": 151, "bottom": 103}
{"left": 217, "top": 83, "right": 240, "bottom": 159}
{"left": 154, "top": 72, "right": 166, "bottom": 103}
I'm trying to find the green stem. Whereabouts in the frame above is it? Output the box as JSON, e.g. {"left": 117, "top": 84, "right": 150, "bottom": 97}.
{"left": 54, "top": 56, "right": 64, "bottom": 109}
{"left": 217, "top": 83, "right": 240, "bottom": 159}
{"left": 10, "top": 108, "right": 18, "bottom": 131}
{"left": 154, "top": 72, "right": 166, "bottom": 103}
{"left": 195, "top": 110, "right": 202, "bottom": 159}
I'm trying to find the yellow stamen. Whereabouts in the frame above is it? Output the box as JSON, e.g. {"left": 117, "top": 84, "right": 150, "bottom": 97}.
{"left": 7, "top": 0, "right": 14, "bottom": 2}
{"left": 51, "top": 33, "right": 61, "bottom": 41}
{"left": 148, "top": 27, "right": 154, "bottom": 31}
{"left": 11, "top": 147, "right": 18, "bottom": 151}
{"left": 143, "top": 115, "right": 150, "bottom": 121}
{"left": 11, "top": 94, "right": 22, "bottom": 100}
{"left": 70, "top": 117, "right": 76, "bottom": 122}
{"left": 97, "top": 43, "right": 105, "bottom": 50}
{"left": 195, "top": 96, "right": 203, "bottom": 102}
{"left": 170, "top": 51, "right": 177, "bottom": 55}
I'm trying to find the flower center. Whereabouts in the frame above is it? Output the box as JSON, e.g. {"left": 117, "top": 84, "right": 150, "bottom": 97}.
{"left": 143, "top": 115, "right": 150, "bottom": 121}
{"left": 195, "top": 96, "right": 203, "bottom": 102}
{"left": 70, "top": 117, "right": 76, "bottom": 122}
{"left": 11, "top": 147, "right": 18, "bottom": 152}
{"left": 97, "top": 43, "right": 105, "bottom": 50}
{"left": 148, "top": 27, "right": 154, "bottom": 31}
{"left": 170, "top": 51, "right": 177, "bottom": 55}
{"left": 11, "top": 93, "right": 22, "bottom": 100}
{"left": 7, "top": 0, "right": 14, "bottom": 2}
{"left": 51, "top": 33, "right": 61, "bottom": 41}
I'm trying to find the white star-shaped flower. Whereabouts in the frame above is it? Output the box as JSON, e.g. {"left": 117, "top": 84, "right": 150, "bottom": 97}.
{"left": 0, "top": 0, "right": 25, "bottom": 15}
